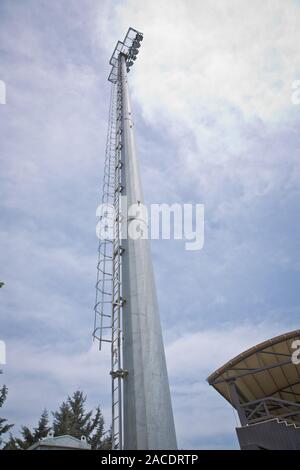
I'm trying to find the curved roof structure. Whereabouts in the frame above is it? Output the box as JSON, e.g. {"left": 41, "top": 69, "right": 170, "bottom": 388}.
{"left": 207, "top": 329, "right": 300, "bottom": 424}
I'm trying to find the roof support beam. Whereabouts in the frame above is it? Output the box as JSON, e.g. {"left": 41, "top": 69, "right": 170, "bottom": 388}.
{"left": 211, "top": 358, "right": 292, "bottom": 385}
{"left": 228, "top": 380, "right": 248, "bottom": 426}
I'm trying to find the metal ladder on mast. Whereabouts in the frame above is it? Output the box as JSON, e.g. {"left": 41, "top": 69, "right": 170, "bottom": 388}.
{"left": 93, "top": 76, "right": 125, "bottom": 450}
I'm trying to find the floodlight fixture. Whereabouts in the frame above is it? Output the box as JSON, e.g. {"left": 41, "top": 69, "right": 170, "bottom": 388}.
{"left": 132, "top": 40, "right": 141, "bottom": 49}
{"left": 108, "top": 27, "right": 143, "bottom": 83}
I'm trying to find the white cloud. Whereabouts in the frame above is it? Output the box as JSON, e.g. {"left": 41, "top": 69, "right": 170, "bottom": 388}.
{"left": 98, "top": 0, "right": 300, "bottom": 123}
{"left": 3, "top": 340, "right": 111, "bottom": 433}
{"left": 0, "top": 227, "right": 95, "bottom": 333}
{"left": 96, "top": 0, "right": 300, "bottom": 211}
{"left": 166, "top": 322, "right": 291, "bottom": 379}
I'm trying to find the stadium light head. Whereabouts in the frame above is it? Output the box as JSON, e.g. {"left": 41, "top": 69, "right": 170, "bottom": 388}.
{"left": 133, "top": 40, "right": 141, "bottom": 49}
{"left": 108, "top": 27, "right": 143, "bottom": 83}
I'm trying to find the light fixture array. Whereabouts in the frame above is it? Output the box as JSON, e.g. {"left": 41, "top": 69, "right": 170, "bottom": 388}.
{"left": 108, "top": 28, "right": 143, "bottom": 83}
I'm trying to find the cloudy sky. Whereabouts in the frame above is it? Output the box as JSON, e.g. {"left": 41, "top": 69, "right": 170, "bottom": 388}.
{"left": 1, "top": 0, "right": 300, "bottom": 449}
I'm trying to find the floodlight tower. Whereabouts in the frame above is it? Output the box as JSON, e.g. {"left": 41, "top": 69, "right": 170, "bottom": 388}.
{"left": 93, "top": 28, "right": 177, "bottom": 450}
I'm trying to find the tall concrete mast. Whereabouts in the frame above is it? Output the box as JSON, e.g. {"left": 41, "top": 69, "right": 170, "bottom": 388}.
{"left": 94, "top": 28, "right": 177, "bottom": 450}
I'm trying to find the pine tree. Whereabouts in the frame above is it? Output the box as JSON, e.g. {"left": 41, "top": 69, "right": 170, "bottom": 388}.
{"left": 52, "top": 401, "right": 74, "bottom": 436}
{"left": 0, "top": 386, "right": 14, "bottom": 448}
{"left": 3, "top": 433, "right": 19, "bottom": 450}
{"left": 34, "top": 409, "right": 51, "bottom": 441}
{"left": 4, "top": 409, "right": 51, "bottom": 450}
{"left": 52, "top": 390, "right": 110, "bottom": 448}
{"left": 3, "top": 390, "right": 111, "bottom": 450}
{"left": 90, "top": 413, "right": 112, "bottom": 450}
{"left": 89, "top": 406, "right": 105, "bottom": 449}
{"left": 68, "top": 391, "right": 93, "bottom": 438}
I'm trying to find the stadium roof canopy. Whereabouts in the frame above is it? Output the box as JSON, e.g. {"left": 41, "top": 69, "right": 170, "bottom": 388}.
{"left": 207, "top": 329, "right": 300, "bottom": 425}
